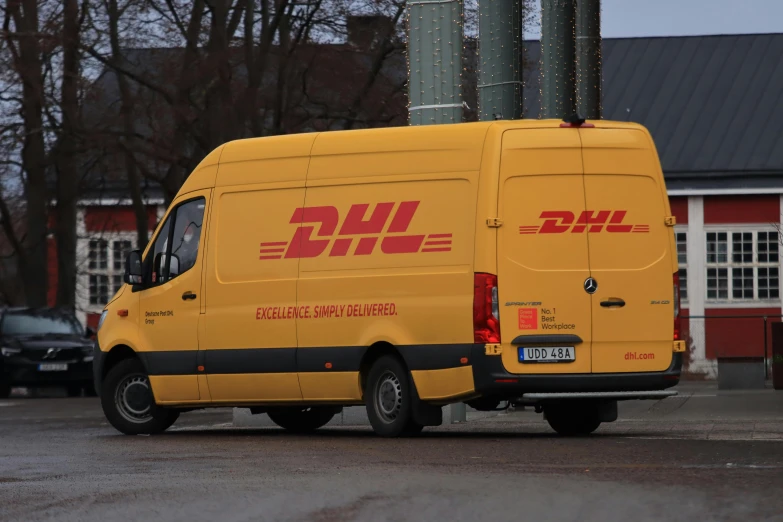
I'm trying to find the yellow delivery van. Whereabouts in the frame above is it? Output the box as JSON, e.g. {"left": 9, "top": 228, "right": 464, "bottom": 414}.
{"left": 94, "top": 117, "right": 684, "bottom": 437}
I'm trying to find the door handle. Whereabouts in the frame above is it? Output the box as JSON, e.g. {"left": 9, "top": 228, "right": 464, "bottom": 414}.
{"left": 182, "top": 291, "right": 197, "bottom": 301}
{"left": 600, "top": 298, "right": 625, "bottom": 308}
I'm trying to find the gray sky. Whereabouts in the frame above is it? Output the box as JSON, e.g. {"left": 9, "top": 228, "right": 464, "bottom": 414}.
{"left": 526, "top": 0, "right": 783, "bottom": 38}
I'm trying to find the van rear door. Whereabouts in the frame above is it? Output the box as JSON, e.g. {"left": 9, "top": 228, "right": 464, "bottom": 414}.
{"left": 579, "top": 128, "right": 674, "bottom": 373}
{"left": 496, "top": 128, "right": 592, "bottom": 375}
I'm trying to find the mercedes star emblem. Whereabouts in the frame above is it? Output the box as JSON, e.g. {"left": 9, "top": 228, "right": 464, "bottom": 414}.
{"left": 584, "top": 277, "right": 598, "bottom": 294}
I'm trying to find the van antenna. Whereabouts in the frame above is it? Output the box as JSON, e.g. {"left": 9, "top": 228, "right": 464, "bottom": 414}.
{"left": 563, "top": 113, "right": 586, "bottom": 126}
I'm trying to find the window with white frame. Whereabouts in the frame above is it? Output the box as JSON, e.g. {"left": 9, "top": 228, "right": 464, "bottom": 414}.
{"left": 676, "top": 231, "right": 687, "bottom": 300}
{"left": 88, "top": 238, "right": 133, "bottom": 305}
{"left": 705, "top": 230, "right": 779, "bottom": 302}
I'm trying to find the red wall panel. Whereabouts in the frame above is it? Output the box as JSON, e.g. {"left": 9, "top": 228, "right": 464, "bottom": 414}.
{"left": 669, "top": 196, "right": 688, "bottom": 225}
{"left": 703, "top": 308, "right": 781, "bottom": 359}
{"left": 86, "top": 312, "right": 101, "bottom": 329}
{"left": 704, "top": 195, "right": 780, "bottom": 224}
{"left": 85, "top": 206, "right": 159, "bottom": 233}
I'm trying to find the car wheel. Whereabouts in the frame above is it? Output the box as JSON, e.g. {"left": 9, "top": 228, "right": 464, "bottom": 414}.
{"left": 0, "top": 380, "right": 10, "bottom": 399}
{"left": 101, "top": 358, "right": 179, "bottom": 435}
{"left": 66, "top": 384, "right": 82, "bottom": 397}
{"left": 544, "top": 402, "right": 601, "bottom": 436}
{"left": 267, "top": 406, "right": 337, "bottom": 433}
{"left": 365, "top": 355, "right": 422, "bottom": 438}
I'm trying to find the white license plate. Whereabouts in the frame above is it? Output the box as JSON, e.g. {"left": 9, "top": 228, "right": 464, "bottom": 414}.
{"left": 38, "top": 363, "right": 68, "bottom": 372}
{"left": 518, "top": 347, "right": 575, "bottom": 363}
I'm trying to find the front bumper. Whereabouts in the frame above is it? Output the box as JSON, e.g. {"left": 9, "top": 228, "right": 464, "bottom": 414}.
{"left": 1, "top": 360, "right": 93, "bottom": 386}
{"left": 470, "top": 344, "right": 682, "bottom": 398}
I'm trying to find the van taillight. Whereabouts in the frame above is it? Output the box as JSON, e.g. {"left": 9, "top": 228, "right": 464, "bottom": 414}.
{"left": 474, "top": 273, "right": 500, "bottom": 343}
{"left": 673, "top": 272, "right": 682, "bottom": 340}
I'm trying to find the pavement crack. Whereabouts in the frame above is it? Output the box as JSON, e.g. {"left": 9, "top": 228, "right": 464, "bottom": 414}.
{"left": 304, "top": 493, "right": 390, "bottom": 522}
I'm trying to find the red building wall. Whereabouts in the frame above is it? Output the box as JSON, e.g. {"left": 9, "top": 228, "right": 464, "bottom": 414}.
{"left": 704, "top": 308, "right": 781, "bottom": 359}
{"left": 704, "top": 195, "right": 779, "bottom": 224}
{"left": 669, "top": 196, "right": 688, "bottom": 224}
{"left": 46, "top": 206, "right": 159, "bottom": 309}
{"left": 84, "top": 206, "right": 159, "bottom": 233}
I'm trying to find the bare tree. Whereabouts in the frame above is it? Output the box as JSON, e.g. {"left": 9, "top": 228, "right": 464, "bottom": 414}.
{"left": 2, "top": 0, "right": 52, "bottom": 307}
{"left": 105, "top": 0, "right": 148, "bottom": 250}
{"left": 53, "top": 0, "right": 87, "bottom": 310}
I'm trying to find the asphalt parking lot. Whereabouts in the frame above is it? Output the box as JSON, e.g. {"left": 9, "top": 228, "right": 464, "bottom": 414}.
{"left": 1, "top": 382, "right": 782, "bottom": 522}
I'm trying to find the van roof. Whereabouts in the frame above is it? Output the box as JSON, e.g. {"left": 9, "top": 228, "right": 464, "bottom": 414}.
{"left": 179, "top": 120, "right": 651, "bottom": 194}
{"left": 218, "top": 119, "right": 649, "bottom": 162}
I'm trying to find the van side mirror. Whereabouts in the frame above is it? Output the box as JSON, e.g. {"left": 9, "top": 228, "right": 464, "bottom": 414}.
{"left": 124, "top": 250, "right": 143, "bottom": 285}
{"left": 168, "top": 255, "right": 180, "bottom": 278}
{"left": 153, "top": 252, "right": 180, "bottom": 283}
{"left": 85, "top": 326, "right": 96, "bottom": 339}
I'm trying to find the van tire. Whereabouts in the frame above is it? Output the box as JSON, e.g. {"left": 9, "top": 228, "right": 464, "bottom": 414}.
{"left": 101, "top": 358, "right": 179, "bottom": 435}
{"left": 544, "top": 403, "right": 601, "bottom": 436}
{"left": 365, "top": 355, "right": 421, "bottom": 437}
{"left": 267, "top": 407, "right": 337, "bottom": 433}
{"left": 0, "top": 379, "right": 10, "bottom": 399}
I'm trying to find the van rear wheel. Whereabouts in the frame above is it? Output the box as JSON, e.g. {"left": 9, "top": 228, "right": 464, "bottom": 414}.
{"left": 101, "top": 358, "right": 179, "bottom": 435}
{"left": 267, "top": 406, "right": 337, "bottom": 433}
{"left": 544, "top": 402, "right": 601, "bottom": 436}
{"left": 365, "top": 355, "right": 422, "bottom": 437}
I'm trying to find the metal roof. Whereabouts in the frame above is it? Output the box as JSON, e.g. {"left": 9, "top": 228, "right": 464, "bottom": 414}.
{"left": 522, "top": 34, "right": 783, "bottom": 190}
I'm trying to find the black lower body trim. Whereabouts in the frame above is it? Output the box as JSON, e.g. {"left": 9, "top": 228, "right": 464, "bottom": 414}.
{"left": 107, "top": 344, "right": 476, "bottom": 376}
{"left": 398, "top": 344, "right": 472, "bottom": 371}
{"left": 142, "top": 351, "right": 199, "bottom": 375}
{"left": 471, "top": 345, "right": 682, "bottom": 396}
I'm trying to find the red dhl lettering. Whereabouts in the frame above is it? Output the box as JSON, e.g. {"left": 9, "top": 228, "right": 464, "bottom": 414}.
{"left": 519, "top": 210, "right": 650, "bottom": 235}
{"left": 258, "top": 201, "right": 452, "bottom": 260}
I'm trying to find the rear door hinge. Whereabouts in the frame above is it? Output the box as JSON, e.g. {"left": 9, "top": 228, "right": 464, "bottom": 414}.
{"left": 664, "top": 216, "right": 677, "bottom": 227}
{"left": 486, "top": 218, "right": 504, "bottom": 228}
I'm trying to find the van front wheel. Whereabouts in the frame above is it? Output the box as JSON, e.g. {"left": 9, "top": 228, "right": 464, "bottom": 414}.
{"left": 544, "top": 403, "right": 601, "bottom": 436}
{"left": 365, "top": 355, "right": 422, "bottom": 437}
{"left": 101, "top": 358, "right": 179, "bottom": 435}
{"left": 268, "top": 407, "right": 337, "bottom": 433}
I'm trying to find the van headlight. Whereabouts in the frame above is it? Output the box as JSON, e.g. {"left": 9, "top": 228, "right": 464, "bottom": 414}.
{"left": 1, "top": 347, "right": 21, "bottom": 357}
{"left": 97, "top": 310, "right": 108, "bottom": 332}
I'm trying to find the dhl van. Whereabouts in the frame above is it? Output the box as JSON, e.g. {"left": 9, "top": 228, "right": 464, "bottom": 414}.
{"left": 94, "top": 117, "right": 684, "bottom": 438}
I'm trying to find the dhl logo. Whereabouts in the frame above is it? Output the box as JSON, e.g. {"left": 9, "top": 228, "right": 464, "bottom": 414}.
{"left": 260, "top": 201, "right": 451, "bottom": 260}
{"left": 519, "top": 210, "right": 650, "bottom": 235}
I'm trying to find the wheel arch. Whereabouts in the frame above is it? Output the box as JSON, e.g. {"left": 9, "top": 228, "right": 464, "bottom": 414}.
{"left": 358, "top": 341, "right": 407, "bottom": 395}
{"left": 102, "top": 344, "right": 148, "bottom": 381}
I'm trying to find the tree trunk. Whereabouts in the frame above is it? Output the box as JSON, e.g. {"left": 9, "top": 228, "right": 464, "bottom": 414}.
{"left": 54, "top": 0, "right": 81, "bottom": 311}
{"left": 10, "top": 0, "right": 49, "bottom": 307}
{"left": 107, "top": 0, "right": 148, "bottom": 249}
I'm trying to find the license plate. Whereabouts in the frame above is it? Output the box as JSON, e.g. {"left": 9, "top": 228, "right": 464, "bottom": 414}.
{"left": 38, "top": 363, "right": 68, "bottom": 371}
{"left": 518, "top": 347, "right": 575, "bottom": 363}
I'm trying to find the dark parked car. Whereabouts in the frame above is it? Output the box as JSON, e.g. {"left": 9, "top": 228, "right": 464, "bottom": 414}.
{"left": 0, "top": 308, "right": 96, "bottom": 398}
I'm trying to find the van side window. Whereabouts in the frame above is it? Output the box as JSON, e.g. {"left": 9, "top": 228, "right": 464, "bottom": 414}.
{"left": 147, "top": 198, "right": 206, "bottom": 285}
{"left": 170, "top": 199, "right": 205, "bottom": 276}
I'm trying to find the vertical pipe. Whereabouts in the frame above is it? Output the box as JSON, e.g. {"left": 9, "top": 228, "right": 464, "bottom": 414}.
{"left": 407, "top": 0, "right": 464, "bottom": 125}
{"left": 764, "top": 316, "right": 769, "bottom": 379}
{"left": 540, "top": 0, "right": 576, "bottom": 119}
{"left": 478, "top": 0, "right": 523, "bottom": 121}
{"left": 576, "top": 0, "right": 601, "bottom": 119}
